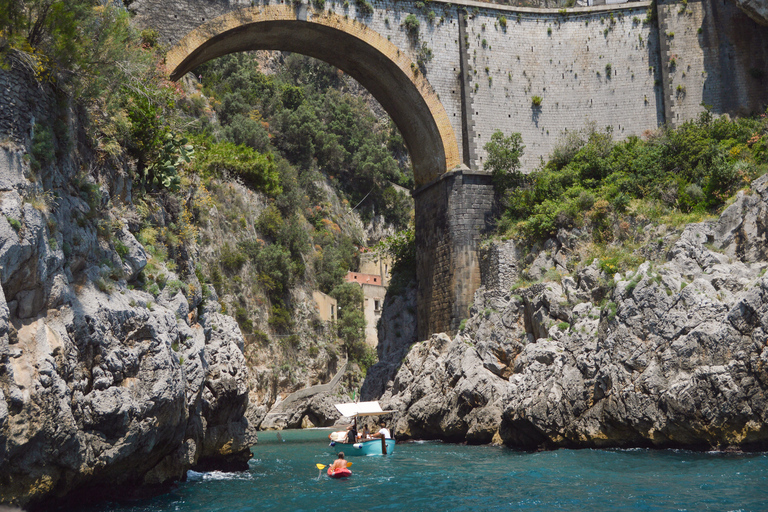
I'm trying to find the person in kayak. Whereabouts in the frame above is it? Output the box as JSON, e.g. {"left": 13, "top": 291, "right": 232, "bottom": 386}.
{"left": 330, "top": 452, "right": 347, "bottom": 471}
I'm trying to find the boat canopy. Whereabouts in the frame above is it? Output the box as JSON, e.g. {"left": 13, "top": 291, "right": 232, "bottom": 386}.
{"left": 334, "top": 401, "right": 394, "bottom": 418}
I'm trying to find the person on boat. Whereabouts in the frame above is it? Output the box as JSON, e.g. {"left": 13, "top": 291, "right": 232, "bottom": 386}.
{"left": 345, "top": 423, "right": 357, "bottom": 444}
{"left": 330, "top": 452, "right": 347, "bottom": 471}
{"left": 359, "top": 425, "right": 370, "bottom": 440}
{"left": 371, "top": 420, "right": 391, "bottom": 439}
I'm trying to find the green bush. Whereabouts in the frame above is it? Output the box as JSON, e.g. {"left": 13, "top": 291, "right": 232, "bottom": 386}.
{"left": 483, "top": 131, "right": 525, "bottom": 195}
{"left": 331, "top": 282, "right": 366, "bottom": 350}
{"left": 255, "top": 243, "right": 297, "bottom": 299}
{"left": 115, "top": 240, "right": 129, "bottom": 260}
{"left": 496, "top": 110, "right": 768, "bottom": 241}
{"left": 7, "top": 217, "right": 21, "bottom": 233}
{"left": 355, "top": 0, "right": 374, "bottom": 15}
{"left": 30, "top": 125, "right": 55, "bottom": 172}
{"left": 236, "top": 306, "right": 254, "bottom": 334}
{"left": 141, "top": 133, "right": 193, "bottom": 192}
{"left": 403, "top": 14, "right": 420, "bottom": 36}
{"left": 221, "top": 243, "right": 247, "bottom": 273}
{"left": 256, "top": 204, "right": 284, "bottom": 240}
{"left": 268, "top": 301, "right": 294, "bottom": 333}
{"left": 223, "top": 114, "right": 271, "bottom": 153}
{"left": 194, "top": 141, "right": 281, "bottom": 196}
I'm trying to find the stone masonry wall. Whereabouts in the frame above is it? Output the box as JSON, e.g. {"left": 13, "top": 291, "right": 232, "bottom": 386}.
{"left": 0, "top": 54, "right": 58, "bottom": 147}
{"left": 414, "top": 169, "right": 494, "bottom": 339}
{"left": 657, "top": 0, "right": 768, "bottom": 126}
{"left": 463, "top": 1, "right": 662, "bottom": 170}
{"left": 414, "top": 171, "right": 452, "bottom": 340}
{"left": 134, "top": 0, "right": 768, "bottom": 173}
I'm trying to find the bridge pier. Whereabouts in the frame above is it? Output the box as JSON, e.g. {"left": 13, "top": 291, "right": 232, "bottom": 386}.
{"left": 413, "top": 166, "right": 495, "bottom": 341}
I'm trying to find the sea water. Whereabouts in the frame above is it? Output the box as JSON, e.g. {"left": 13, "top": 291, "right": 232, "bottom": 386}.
{"left": 83, "top": 428, "right": 767, "bottom": 512}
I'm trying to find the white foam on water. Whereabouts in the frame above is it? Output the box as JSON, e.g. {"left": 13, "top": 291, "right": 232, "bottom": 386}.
{"left": 186, "top": 470, "right": 253, "bottom": 482}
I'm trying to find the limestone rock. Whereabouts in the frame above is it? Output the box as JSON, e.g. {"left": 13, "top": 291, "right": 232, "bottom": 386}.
{"left": 0, "top": 59, "right": 256, "bottom": 509}
{"left": 368, "top": 175, "right": 768, "bottom": 451}
{"left": 732, "top": 0, "right": 768, "bottom": 25}
{"left": 115, "top": 226, "right": 148, "bottom": 281}
{"left": 0, "top": 200, "right": 252, "bottom": 508}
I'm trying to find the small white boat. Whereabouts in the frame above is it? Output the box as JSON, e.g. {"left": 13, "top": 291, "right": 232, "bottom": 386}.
{"left": 328, "top": 401, "right": 395, "bottom": 456}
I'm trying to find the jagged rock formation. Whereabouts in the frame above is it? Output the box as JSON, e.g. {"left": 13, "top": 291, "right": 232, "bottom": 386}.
{"left": 0, "top": 56, "right": 254, "bottom": 509}
{"left": 376, "top": 175, "right": 768, "bottom": 450}
{"left": 732, "top": 0, "right": 768, "bottom": 25}
{"left": 361, "top": 277, "right": 418, "bottom": 401}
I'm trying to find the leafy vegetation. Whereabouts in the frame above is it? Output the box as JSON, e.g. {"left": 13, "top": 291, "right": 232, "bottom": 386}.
{"left": 403, "top": 14, "right": 420, "bottom": 37}
{"left": 2, "top": 1, "right": 417, "bottom": 372}
{"left": 493, "top": 112, "right": 768, "bottom": 242}
{"left": 483, "top": 131, "right": 525, "bottom": 195}
{"left": 197, "top": 53, "right": 413, "bottom": 229}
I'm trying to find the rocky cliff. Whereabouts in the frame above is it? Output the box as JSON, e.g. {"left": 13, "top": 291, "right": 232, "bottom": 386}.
{"left": 0, "top": 54, "right": 254, "bottom": 509}
{"left": 733, "top": 0, "right": 768, "bottom": 25}
{"left": 376, "top": 174, "right": 768, "bottom": 450}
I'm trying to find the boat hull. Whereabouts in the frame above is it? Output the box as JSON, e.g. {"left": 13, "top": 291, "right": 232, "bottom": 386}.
{"left": 328, "top": 467, "right": 352, "bottom": 478}
{"left": 329, "top": 438, "right": 395, "bottom": 456}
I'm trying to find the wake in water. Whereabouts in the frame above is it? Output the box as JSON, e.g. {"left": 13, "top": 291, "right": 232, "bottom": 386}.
{"left": 186, "top": 470, "right": 254, "bottom": 482}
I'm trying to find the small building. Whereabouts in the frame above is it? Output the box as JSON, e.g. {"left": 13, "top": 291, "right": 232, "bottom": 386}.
{"left": 344, "top": 271, "right": 383, "bottom": 286}
{"left": 344, "top": 268, "right": 389, "bottom": 347}
{"left": 359, "top": 252, "right": 392, "bottom": 287}
{"left": 361, "top": 282, "right": 387, "bottom": 347}
{"left": 312, "top": 290, "right": 337, "bottom": 323}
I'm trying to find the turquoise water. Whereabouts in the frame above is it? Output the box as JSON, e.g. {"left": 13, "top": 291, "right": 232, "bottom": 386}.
{"left": 84, "top": 429, "right": 767, "bottom": 512}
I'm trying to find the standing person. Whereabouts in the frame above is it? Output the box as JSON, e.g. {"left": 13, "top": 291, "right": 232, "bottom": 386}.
{"left": 346, "top": 421, "right": 357, "bottom": 444}
{"left": 372, "top": 420, "right": 391, "bottom": 439}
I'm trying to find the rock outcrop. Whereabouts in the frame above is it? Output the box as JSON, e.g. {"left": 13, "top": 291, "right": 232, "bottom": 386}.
{"left": 732, "top": 0, "right": 768, "bottom": 25}
{"left": 375, "top": 174, "right": 768, "bottom": 451}
{"left": 360, "top": 277, "right": 418, "bottom": 401}
{"left": 0, "top": 55, "right": 255, "bottom": 509}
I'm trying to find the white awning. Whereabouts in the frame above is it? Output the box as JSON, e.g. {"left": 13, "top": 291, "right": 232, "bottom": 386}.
{"left": 334, "top": 401, "right": 394, "bottom": 418}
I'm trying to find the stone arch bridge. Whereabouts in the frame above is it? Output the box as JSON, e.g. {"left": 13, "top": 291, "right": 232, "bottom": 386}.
{"left": 133, "top": 0, "right": 768, "bottom": 339}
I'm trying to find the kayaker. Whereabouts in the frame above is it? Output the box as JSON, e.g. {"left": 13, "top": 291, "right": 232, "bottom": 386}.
{"left": 330, "top": 452, "right": 347, "bottom": 471}
{"left": 371, "top": 420, "right": 391, "bottom": 439}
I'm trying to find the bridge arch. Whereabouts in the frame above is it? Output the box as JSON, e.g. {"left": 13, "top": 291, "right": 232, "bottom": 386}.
{"left": 164, "top": 4, "right": 460, "bottom": 188}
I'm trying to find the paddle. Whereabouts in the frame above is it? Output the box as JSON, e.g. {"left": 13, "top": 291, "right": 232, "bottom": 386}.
{"left": 315, "top": 462, "right": 353, "bottom": 470}
{"left": 316, "top": 461, "right": 352, "bottom": 478}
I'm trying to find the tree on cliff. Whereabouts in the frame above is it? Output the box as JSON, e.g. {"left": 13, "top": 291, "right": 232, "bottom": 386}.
{"left": 483, "top": 130, "right": 525, "bottom": 195}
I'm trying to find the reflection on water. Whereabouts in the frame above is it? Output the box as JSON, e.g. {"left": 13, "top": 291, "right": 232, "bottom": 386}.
{"left": 82, "top": 428, "right": 768, "bottom": 512}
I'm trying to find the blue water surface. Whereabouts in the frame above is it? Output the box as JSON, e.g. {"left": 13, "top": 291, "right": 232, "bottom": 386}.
{"left": 84, "top": 429, "right": 767, "bottom": 512}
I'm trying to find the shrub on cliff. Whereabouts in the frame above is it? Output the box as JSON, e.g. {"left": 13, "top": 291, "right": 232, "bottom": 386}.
{"left": 483, "top": 130, "right": 525, "bottom": 195}
{"left": 495, "top": 110, "right": 768, "bottom": 241}
{"left": 194, "top": 140, "right": 281, "bottom": 196}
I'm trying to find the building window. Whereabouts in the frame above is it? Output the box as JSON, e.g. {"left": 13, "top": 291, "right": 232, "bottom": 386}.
{"left": 374, "top": 300, "right": 381, "bottom": 311}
